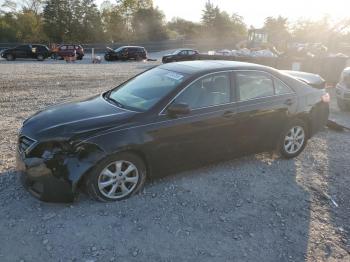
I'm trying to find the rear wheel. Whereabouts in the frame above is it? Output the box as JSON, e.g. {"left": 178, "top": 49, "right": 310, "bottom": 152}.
{"left": 85, "top": 153, "right": 147, "bottom": 202}
{"left": 136, "top": 55, "right": 142, "bottom": 61}
{"left": 279, "top": 119, "right": 308, "bottom": 159}
{"left": 6, "top": 54, "right": 15, "bottom": 61}
{"left": 337, "top": 98, "right": 349, "bottom": 111}
{"left": 37, "top": 54, "right": 44, "bottom": 61}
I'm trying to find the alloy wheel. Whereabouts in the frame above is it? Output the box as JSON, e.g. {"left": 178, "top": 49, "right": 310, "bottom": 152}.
{"left": 97, "top": 160, "right": 139, "bottom": 200}
{"left": 284, "top": 126, "right": 305, "bottom": 155}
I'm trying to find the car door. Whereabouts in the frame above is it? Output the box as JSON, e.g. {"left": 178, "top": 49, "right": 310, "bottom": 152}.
{"left": 231, "top": 70, "right": 297, "bottom": 154}
{"left": 178, "top": 50, "right": 188, "bottom": 61}
{"left": 148, "top": 71, "right": 238, "bottom": 171}
{"left": 15, "top": 45, "right": 30, "bottom": 58}
{"left": 187, "top": 50, "right": 197, "bottom": 61}
{"left": 120, "top": 48, "right": 129, "bottom": 59}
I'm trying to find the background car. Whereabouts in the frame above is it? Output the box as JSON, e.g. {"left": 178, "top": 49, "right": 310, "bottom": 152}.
{"left": 104, "top": 46, "right": 147, "bottom": 61}
{"left": 52, "top": 44, "right": 84, "bottom": 60}
{"left": 162, "top": 49, "right": 199, "bottom": 63}
{"left": 335, "top": 67, "right": 350, "bottom": 111}
{"left": 1, "top": 44, "right": 51, "bottom": 61}
{"left": 17, "top": 61, "right": 329, "bottom": 202}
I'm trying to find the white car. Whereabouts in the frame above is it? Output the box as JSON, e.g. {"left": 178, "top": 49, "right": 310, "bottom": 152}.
{"left": 335, "top": 67, "right": 350, "bottom": 111}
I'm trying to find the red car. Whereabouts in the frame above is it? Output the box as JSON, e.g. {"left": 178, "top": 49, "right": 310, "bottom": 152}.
{"left": 52, "top": 44, "right": 84, "bottom": 60}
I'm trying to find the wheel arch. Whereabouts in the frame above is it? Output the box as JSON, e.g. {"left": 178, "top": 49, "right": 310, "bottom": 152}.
{"left": 293, "top": 113, "right": 312, "bottom": 139}
{"left": 75, "top": 148, "right": 151, "bottom": 191}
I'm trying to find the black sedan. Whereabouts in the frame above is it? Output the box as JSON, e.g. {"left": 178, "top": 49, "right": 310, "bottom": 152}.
{"left": 17, "top": 61, "right": 330, "bottom": 202}
{"left": 162, "top": 49, "right": 199, "bottom": 63}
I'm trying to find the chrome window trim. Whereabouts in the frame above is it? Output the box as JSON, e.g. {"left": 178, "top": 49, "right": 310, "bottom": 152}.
{"left": 159, "top": 69, "right": 296, "bottom": 115}
{"left": 80, "top": 94, "right": 293, "bottom": 144}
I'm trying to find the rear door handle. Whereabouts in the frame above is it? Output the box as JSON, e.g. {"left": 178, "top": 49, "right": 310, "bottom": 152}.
{"left": 223, "top": 111, "right": 236, "bottom": 118}
{"left": 284, "top": 99, "right": 294, "bottom": 106}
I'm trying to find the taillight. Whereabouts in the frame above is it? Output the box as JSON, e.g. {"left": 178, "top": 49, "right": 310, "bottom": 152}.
{"left": 321, "top": 93, "right": 330, "bottom": 103}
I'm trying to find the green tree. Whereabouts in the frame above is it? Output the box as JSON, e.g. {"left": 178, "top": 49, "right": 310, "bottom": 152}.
{"left": 167, "top": 17, "right": 202, "bottom": 39}
{"left": 264, "top": 16, "right": 290, "bottom": 47}
{"left": 43, "top": 0, "right": 72, "bottom": 42}
{"left": 101, "top": 4, "right": 128, "bottom": 42}
{"left": 132, "top": 6, "right": 168, "bottom": 41}
{"left": 0, "top": 13, "right": 18, "bottom": 42}
{"left": 78, "top": 0, "right": 103, "bottom": 42}
{"left": 291, "top": 16, "right": 332, "bottom": 43}
{"left": 16, "top": 10, "right": 46, "bottom": 42}
{"left": 201, "top": 0, "right": 246, "bottom": 40}
{"left": 43, "top": 0, "right": 103, "bottom": 43}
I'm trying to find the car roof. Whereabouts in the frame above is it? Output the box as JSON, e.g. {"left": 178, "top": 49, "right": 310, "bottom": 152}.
{"left": 159, "top": 60, "right": 277, "bottom": 75}
{"left": 176, "top": 48, "right": 195, "bottom": 51}
{"left": 121, "top": 46, "right": 145, "bottom": 49}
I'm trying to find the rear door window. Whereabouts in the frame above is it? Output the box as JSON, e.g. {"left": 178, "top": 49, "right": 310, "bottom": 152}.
{"left": 236, "top": 71, "right": 274, "bottom": 101}
{"left": 274, "top": 78, "right": 293, "bottom": 95}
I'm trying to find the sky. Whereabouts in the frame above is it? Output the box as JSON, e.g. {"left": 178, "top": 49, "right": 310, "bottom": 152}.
{"left": 96, "top": 0, "right": 349, "bottom": 27}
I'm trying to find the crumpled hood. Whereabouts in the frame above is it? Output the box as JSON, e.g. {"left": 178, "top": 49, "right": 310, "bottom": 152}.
{"left": 21, "top": 95, "right": 136, "bottom": 141}
{"left": 106, "top": 47, "right": 116, "bottom": 53}
{"left": 1, "top": 48, "right": 10, "bottom": 55}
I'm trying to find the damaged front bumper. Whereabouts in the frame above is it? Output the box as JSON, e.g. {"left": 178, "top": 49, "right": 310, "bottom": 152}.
{"left": 17, "top": 141, "right": 106, "bottom": 203}
{"left": 17, "top": 151, "right": 77, "bottom": 202}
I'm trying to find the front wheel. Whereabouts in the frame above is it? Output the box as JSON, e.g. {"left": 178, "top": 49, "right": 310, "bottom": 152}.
{"left": 37, "top": 54, "right": 44, "bottom": 61}
{"left": 279, "top": 119, "right": 308, "bottom": 159}
{"left": 85, "top": 153, "right": 147, "bottom": 202}
{"left": 6, "top": 54, "right": 15, "bottom": 61}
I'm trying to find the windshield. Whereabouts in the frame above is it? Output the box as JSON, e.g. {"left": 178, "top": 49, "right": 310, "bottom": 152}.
{"left": 107, "top": 68, "right": 188, "bottom": 112}
{"left": 172, "top": 50, "right": 182, "bottom": 55}
{"left": 114, "top": 46, "right": 125, "bottom": 52}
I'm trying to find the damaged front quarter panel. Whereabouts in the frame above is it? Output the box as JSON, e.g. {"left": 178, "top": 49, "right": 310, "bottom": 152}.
{"left": 21, "top": 140, "right": 107, "bottom": 202}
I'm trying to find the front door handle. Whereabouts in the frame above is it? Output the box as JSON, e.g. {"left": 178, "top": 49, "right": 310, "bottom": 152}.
{"left": 284, "top": 99, "right": 294, "bottom": 106}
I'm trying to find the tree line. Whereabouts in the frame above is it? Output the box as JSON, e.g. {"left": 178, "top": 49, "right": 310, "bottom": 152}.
{"left": 0, "top": 0, "right": 350, "bottom": 49}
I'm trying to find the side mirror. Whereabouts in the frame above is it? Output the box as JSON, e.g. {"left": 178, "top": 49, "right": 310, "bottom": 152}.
{"left": 167, "top": 103, "right": 191, "bottom": 117}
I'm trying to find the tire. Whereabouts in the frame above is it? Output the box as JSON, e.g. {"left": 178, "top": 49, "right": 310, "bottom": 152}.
{"left": 37, "top": 54, "right": 44, "bottom": 61}
{"left": 337, "top": 98, "right": 348, "bottom": 111}
{"left": 279, "top": 119, "right": 308, "bottom": 159}
{"left": 104, "top": 54, "right": 111, "bottom": 61}
{"left": 6, "top": 54, "right": 15, "bottom": 61}
{"left": 136, "top": 55, "right": 142, "bottom": 61}
{"left": 85, "top": 152, "right": 147, "bottom": 202}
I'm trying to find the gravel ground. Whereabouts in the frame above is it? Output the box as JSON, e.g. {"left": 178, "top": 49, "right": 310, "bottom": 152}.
{"left": 0, "top": 60, "right": 350, "bottom": 262}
